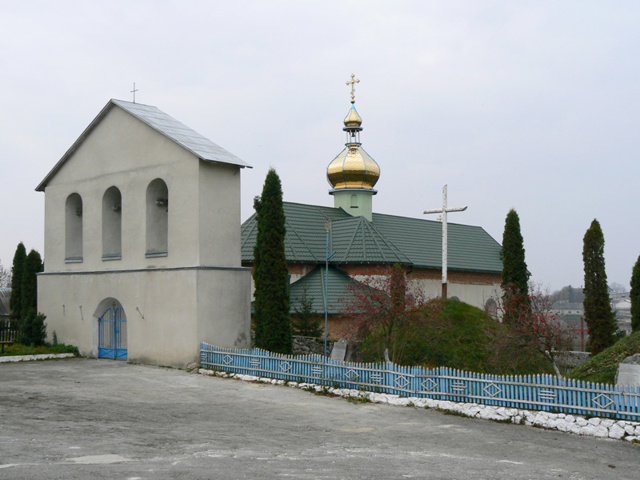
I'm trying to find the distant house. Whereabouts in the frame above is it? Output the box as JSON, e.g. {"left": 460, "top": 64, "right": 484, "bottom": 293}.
{"left": 0, "top": 288, "right": 10, "bottom": 319}
{"left": 552, "top": 291, "right": 633, "bottom": 350}
{"left": 611, "top": 292, "right": 632, "bottom": 333}
{"left": 552, "top": 301, "right": 584, "bottom": 319}
{"left": 552, "top": 301, "right": 587, "bottom": 350}
{"left": 36, "top": 99, "right": 252, "bottom": 366}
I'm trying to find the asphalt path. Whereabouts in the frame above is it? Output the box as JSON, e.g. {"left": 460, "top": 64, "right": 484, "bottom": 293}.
{"left": 0, "top": 358, "right": 638, "bottom": 479}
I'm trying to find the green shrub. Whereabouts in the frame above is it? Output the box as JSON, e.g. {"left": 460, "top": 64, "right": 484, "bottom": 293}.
{"left": 3, "top": 342, "right": 78, "bottom": 357}
{"left": 359, "top": 299, "right": 552, "bottom": 375}
{"left": 19, "top": 311, "right": 47, "bottom": 347}
{"left": 292, "top": 287, "right": 323, "bottom": 337}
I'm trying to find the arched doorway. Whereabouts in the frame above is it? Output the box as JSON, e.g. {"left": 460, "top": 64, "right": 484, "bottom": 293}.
{"left": 95, "top": 298, "right": 127, "bottom": 360}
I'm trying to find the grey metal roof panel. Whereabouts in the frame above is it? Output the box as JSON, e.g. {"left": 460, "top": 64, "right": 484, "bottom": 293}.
{"left": 36, "top": 99, "right": 250, "bottom": 191}
{"left": 111, "top": 100, "right": 250, "bottom": 168}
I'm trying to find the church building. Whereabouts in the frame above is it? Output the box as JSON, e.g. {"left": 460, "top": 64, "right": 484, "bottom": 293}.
{"left": 36, "top": 99, "right": 252, "bottom": 367}
{"left": 241, "top": 79, "right": 502, "bottom": 338}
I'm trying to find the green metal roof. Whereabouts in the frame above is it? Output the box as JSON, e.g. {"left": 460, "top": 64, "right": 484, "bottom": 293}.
{"left": 330, "top": 216, "right": 411, "bottom": 265}
{"left": 289, "top": 266, "right": 357, "bottom": 315}
{"left": 241, "top": 202, "right": 502, "bottom": 273}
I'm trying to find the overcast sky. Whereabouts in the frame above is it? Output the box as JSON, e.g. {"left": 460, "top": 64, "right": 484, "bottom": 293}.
{"left": 1, "top": 1, "right": 638, "bottom": 292}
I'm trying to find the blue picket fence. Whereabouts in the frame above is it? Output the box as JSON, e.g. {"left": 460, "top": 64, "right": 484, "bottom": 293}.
{"left": 200, "top": 343, "right": 640, "bottom": 421}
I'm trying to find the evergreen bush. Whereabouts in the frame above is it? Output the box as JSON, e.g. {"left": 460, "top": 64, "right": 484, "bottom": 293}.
{"left": 292, "top": 287, "right": 322, "bottom": 337}
{"left": 20, "top": 249, "right": 43, "bottom": 320}
{"left": 501, "top": 209, "right": 530, "bottom": 323}
{"left": 631, "top": 255, "right": 640, "bottom": 332}
{"left": 19, "top": 311, "right": 47, "bottom": 347}
{"left": 9, "top": 243, "right": 26, "bottom": 322}
{"left": 582, "top": 219, "right": 616, "bottom": 354}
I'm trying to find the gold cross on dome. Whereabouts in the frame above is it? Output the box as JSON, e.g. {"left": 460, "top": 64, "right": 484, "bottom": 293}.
{"left": 346, "top": 73, "right": 360, "bottom": 104}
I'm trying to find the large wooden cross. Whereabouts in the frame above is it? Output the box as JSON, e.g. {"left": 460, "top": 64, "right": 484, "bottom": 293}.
{"left": 423, "top": 184, "right": 468, "bottom": 299}
{"left": 346, "top": 73, "right": 360, "bottom": 104}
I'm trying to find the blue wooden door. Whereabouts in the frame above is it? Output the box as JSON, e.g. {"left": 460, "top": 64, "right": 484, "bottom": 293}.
{"left": 98, "top": 307, "right": 127, "bottom": 360}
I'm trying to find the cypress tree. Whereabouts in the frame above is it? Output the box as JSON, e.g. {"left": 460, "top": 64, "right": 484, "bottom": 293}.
{"left": 20, "top": 249, "right": 43, "bottom": 320}
{"left": 501, "top": 209, "right": 530, "bottom": 322}
{"left": 501, "top": 209, "right": 530, "bottom": 294}
{"left": 9, "top": 242, "right": 26, "bottom": 321}
{"left": 582, "top": 219, "right": 616, "bottom": 354}
{"left": 631, "top": 255, "right": 640, "bottom": 332}
{"left": 253, "top": 169, "right": 292, "bottom": 354}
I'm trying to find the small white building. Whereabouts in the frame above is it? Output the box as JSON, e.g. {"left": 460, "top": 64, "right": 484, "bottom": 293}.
{"left": 611, "top": 292, "right": 632, "bottom": 333}
{"left": 36, "top": 99, "right": 252, "bottom": 367}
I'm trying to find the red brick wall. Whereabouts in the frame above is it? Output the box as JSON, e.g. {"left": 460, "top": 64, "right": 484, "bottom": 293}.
{"left": 243, "top": 262, "right": 501, "bottom": 286}
{"left": 290, "top": 314, "right": 359, "bottom": 341}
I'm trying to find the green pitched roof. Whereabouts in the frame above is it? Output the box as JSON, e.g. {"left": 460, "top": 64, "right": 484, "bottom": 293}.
{"left": 289, "top": 266, "right": 357, "bottom": 315}
{"left": 241, "top": 202, "right": 502, "bottom": 273}
{"left": 330, "top": 216, "right": 411, "bottom": 265}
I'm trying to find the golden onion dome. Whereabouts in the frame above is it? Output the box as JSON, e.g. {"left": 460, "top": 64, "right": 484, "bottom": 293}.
{"left": 344, "top": 105, "right": 362, "bottom": 128}
{"left": 327, "top": 145, "right": 380, "bottom": 190}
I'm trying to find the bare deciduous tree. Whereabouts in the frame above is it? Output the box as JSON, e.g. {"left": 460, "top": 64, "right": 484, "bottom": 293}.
{"left": 497, "top": 283, "right": 573, "bottom": 376}
{"left": 0, "top": 260, "right": 11, "bottom": 288}
{"left": 609, "top": 282, "right": 627, "bottom": 294}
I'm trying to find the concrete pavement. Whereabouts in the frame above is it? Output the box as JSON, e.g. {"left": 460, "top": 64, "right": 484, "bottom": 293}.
{"left": 0, "top": 358, "right": 637, "bottom": 479}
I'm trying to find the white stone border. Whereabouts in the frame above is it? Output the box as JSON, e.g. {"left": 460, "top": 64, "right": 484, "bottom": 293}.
{"left": 200, "top": 369, "right": 640, "bottom": 443}
{"left": 0, "top": 353, "right": 76, "bottom": 363}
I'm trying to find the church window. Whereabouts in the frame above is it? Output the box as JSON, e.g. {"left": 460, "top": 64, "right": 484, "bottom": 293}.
{"left": 146, "top": 178, "right": 168, "bottom": 257}
{"left": 350, "top": 194, "right": 358, "bottom": 208}
{"left": 65, "top": 193, "right": 83, "bottom": 263}
{"left": 102, "top": 186, "right": 122, "bottom": 261}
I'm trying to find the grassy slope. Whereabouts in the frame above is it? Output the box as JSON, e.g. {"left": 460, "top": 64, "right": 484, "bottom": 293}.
{"left": 568, "top": 330, "right": 640, "bottom": 384}
{"left": 404, "top": 299, "right": 502, "bottom": 371}
{"left": 418, "top": 299, "right": 552, "bottom": 374}
{"left": 362, "top": 299, "right": 553, "bottom": 375}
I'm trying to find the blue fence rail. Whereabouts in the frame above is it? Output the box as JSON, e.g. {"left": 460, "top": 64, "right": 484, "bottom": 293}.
{"left": 200, "top": 343, "right": 640, "bottom": 421}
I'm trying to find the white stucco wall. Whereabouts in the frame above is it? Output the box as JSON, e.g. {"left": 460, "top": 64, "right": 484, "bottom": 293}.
{"left": 37, "top": 103, "right": 252, "bottom": 367}
{"left": 348, "top": 274, "right": 500, "bottom": 312}
{"left": 42, "top": 107, "right": 238, "bottom": 272}
{"left": 198, "top": 162, "right": 243, "bottom": 266}
{"left": 197, "top": 268, "right": 251, "bottom": 348}
{"left": 38, "top": 267, "right": 250, "bottom": 367}
{"left": 437, "top": 280, "right": 501, "bottom": 310}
